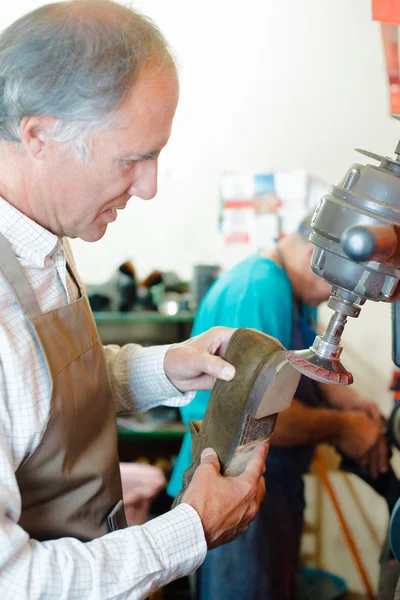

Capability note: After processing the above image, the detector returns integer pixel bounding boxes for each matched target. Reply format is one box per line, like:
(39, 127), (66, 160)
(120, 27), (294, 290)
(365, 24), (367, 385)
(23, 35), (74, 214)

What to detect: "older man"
(0, 2), (268, 598)
(169, 214), (387, 600)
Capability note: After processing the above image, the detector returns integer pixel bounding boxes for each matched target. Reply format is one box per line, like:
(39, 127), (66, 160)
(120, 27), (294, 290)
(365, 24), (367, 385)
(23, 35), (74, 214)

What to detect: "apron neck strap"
(62, 238), (83, 298)
(0, 232), (42, 319)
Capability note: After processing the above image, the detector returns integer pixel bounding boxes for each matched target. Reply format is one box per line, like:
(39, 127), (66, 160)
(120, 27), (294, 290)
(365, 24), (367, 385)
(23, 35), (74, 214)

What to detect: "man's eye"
(122, 160), (136, 169)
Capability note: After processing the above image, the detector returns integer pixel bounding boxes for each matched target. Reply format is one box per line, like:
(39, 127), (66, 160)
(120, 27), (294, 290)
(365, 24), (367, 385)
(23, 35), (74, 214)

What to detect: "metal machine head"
(287, 138), (400, 385)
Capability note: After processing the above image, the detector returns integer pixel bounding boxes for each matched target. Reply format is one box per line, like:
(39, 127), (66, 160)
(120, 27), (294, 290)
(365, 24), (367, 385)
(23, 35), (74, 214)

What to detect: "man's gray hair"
(0, 0), (176, 161)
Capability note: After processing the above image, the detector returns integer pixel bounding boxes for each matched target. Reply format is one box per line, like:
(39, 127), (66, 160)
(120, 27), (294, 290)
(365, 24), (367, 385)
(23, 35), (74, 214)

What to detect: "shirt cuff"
(143, 504), (207, 586)
(131, 345), (194, 411)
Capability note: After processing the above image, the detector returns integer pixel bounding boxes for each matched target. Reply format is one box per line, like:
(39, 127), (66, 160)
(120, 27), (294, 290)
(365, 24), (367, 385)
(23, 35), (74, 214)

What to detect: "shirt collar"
(0, 197), (60, 268)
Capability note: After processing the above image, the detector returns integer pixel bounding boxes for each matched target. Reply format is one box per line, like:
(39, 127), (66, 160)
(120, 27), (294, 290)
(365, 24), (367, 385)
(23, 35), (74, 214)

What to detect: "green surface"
(117, 425), (186, 440)
(94, 310), (195, 323)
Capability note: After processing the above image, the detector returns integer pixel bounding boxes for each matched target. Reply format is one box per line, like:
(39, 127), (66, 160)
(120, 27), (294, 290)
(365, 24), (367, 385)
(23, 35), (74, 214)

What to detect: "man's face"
(301, 244), (332, 307)
(303, 271), (332, 307)
(34, 66), (179, 241)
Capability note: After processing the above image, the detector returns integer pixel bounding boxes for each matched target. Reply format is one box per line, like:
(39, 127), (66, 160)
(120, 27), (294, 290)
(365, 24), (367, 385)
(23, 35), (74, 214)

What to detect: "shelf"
(93, 310), (195, 324)
(93, 310), (195, 345)
(118, 424), (186, 441)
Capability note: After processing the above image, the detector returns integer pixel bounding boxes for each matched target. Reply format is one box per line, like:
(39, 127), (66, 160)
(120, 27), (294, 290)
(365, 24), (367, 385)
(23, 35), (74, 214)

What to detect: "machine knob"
(341, 225), (397, 262)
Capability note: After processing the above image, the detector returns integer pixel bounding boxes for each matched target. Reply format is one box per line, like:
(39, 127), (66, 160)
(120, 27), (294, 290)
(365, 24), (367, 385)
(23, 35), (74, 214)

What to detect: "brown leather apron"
(0, 232), (126, 541)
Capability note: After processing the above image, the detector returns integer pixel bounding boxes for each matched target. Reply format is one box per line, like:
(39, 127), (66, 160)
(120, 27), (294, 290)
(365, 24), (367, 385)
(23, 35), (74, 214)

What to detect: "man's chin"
(75, 224), (108, 242)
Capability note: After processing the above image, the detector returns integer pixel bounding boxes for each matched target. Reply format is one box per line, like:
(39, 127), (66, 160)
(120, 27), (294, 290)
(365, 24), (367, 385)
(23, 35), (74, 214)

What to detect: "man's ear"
(19, 116), (56, 158)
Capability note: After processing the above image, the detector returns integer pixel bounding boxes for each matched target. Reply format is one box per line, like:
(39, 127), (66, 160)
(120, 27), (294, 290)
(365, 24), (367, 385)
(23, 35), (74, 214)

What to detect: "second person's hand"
(335, 411), (381, 463)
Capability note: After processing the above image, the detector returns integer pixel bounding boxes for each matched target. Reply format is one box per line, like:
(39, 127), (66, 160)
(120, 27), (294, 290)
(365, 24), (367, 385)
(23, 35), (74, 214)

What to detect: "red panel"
(224, 233), (249, 244)
(223, 200), (254, 209)
(380, 22), (400, 113)
(390, 86), (400, 113)
(373, 0), (400, 24)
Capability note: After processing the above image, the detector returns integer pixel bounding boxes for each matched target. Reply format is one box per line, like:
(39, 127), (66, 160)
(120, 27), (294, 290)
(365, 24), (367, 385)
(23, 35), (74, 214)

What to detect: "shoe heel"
(223, 414), (276, 476)
(248, 351), (300, 419)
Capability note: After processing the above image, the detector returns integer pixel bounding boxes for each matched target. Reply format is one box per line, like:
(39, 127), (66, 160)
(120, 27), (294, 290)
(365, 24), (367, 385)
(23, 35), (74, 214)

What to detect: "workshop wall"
(2, 1), (396, 284)
(69, 0), (399, 284)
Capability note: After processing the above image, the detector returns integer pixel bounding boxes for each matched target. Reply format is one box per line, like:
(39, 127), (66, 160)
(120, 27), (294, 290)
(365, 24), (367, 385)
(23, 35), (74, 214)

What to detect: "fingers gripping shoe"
(173, 328), (300, 506)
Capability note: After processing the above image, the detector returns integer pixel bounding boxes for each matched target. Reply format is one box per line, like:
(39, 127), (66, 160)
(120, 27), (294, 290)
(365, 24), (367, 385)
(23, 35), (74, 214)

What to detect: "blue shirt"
(167, 255), (317, 497)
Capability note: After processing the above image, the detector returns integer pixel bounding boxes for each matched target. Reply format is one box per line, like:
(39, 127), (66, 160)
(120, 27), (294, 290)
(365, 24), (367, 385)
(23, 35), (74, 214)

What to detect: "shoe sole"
(173, 329), (300, 505)
(222, 349), (300, 476)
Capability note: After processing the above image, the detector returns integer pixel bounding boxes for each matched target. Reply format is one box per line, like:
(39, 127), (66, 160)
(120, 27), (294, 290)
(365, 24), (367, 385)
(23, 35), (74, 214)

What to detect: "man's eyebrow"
(121, 149), (161, 160)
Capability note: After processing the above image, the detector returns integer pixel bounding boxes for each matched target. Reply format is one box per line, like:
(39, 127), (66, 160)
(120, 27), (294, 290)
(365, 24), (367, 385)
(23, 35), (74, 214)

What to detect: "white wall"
(73, 0), (400, 282)
(2, 0), (399, 594)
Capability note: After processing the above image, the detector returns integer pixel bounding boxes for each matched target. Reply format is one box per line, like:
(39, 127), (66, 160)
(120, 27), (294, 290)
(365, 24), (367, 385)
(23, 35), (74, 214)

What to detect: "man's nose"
(128, 160), (158, 200)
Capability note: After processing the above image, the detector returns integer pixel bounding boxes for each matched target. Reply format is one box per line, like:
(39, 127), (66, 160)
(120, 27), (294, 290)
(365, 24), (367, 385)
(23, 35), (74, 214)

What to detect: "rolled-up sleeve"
(103, 343), (194, 414)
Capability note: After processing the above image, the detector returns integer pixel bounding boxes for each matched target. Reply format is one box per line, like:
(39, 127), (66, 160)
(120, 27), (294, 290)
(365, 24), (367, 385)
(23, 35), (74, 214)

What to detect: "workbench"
(94, 310), (195, 345)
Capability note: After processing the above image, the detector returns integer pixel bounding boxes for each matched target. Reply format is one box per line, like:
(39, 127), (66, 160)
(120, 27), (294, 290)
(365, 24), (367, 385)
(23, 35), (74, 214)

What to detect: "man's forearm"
(318, 382), (361, 410)
(103, 343), (190, 413)
(319, 382), (383, 426)
(272, 398), (345, 447)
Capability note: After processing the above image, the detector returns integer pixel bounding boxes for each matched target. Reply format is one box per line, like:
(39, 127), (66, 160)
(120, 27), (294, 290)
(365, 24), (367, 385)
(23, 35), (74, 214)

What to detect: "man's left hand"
(352, 397), (389, 478)
(351, 397), (382, 422)
(164, 326), (237, 392)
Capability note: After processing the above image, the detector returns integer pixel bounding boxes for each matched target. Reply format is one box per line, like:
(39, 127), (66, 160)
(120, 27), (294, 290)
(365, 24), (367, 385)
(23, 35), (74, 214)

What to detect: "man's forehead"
(103, 66), (178, 159)
(115, 110), (175, 157)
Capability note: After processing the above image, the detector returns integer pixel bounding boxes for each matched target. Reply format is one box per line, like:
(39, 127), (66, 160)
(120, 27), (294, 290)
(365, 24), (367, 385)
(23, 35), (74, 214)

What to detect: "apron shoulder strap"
(62, 238), (84, 298)
(0, 232), (42, 319)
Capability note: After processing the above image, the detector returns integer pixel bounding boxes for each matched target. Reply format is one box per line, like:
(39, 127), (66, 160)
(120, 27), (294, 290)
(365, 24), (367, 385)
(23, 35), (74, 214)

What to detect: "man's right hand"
(181, 441), (268, 549)
(335, 411), (381, 464)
